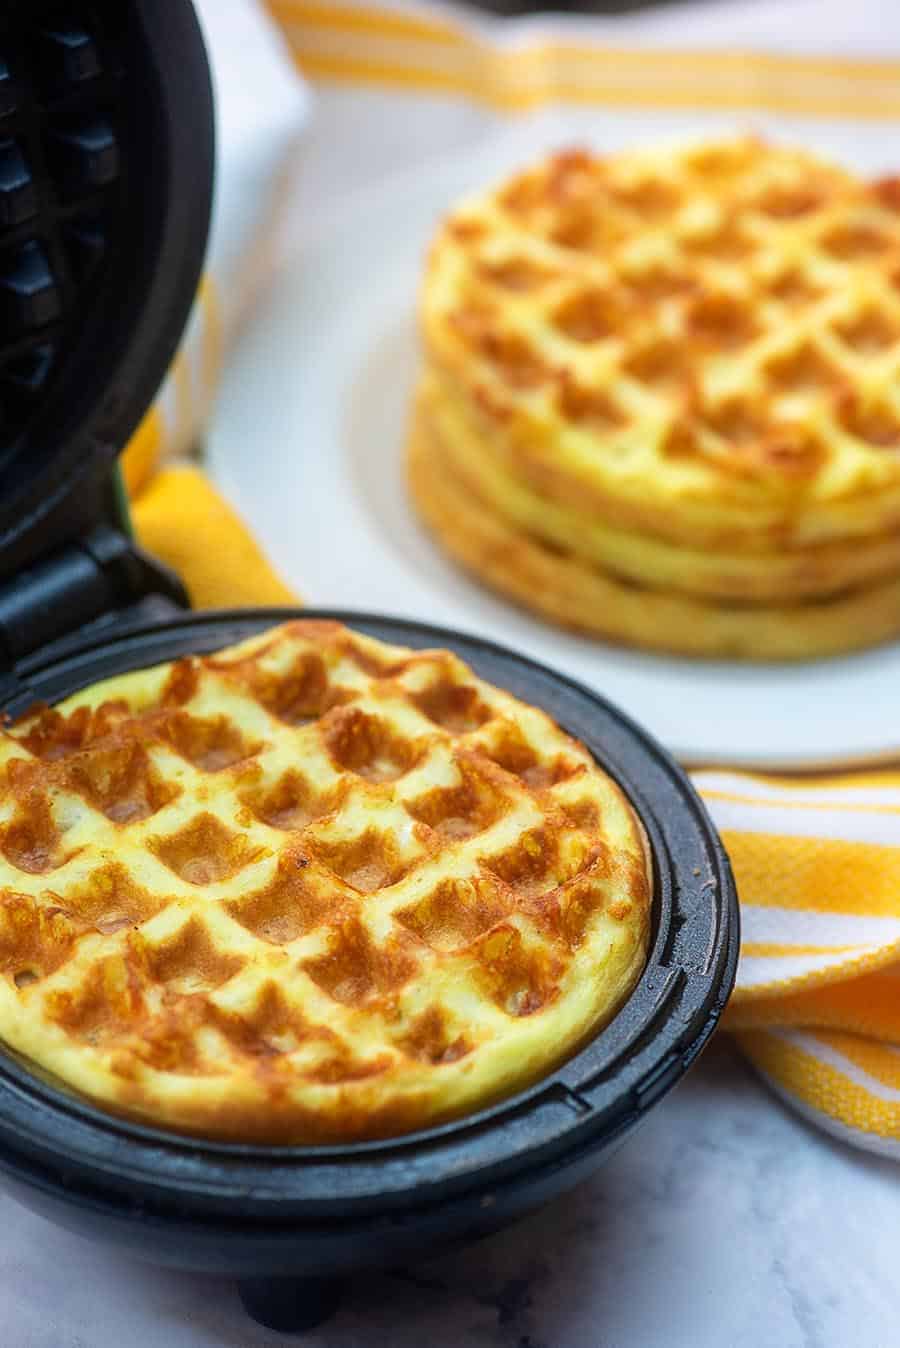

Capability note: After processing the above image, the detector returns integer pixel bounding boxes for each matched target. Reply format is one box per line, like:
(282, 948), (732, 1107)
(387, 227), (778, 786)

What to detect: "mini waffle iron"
(0, 1), (739, 1334)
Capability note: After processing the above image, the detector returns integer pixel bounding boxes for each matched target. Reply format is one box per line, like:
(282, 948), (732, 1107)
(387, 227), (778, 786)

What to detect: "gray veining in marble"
(2, 1039), (899, 1347)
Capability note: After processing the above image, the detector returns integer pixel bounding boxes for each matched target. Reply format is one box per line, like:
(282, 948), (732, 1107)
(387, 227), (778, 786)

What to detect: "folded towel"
(131, 464), (298, 609)
(702, 770), (900, 1158)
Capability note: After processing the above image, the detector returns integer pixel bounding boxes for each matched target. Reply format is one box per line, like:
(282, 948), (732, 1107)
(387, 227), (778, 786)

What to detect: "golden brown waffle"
(0, 621), (650, 1143)
(413, 137), (900, 657)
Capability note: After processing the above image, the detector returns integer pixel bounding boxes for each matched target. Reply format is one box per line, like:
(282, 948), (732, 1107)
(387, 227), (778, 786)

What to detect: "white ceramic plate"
(207, 114), (900, 768)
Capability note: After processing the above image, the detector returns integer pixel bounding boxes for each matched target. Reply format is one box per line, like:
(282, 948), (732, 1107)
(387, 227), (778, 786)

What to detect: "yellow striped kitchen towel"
(693, 770), (900, 1157)
(266, 0), (900, 121)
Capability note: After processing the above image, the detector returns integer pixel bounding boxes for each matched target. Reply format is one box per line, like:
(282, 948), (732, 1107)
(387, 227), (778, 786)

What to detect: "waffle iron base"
(0, 609), (739, 1333)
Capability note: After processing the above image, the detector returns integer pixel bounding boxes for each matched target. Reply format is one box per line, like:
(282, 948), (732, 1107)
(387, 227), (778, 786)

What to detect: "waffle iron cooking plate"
(0, 3), (739, 1334)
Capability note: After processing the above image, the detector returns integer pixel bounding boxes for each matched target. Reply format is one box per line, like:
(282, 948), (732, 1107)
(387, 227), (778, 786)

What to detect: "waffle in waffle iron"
(0, 620), (650, 1143)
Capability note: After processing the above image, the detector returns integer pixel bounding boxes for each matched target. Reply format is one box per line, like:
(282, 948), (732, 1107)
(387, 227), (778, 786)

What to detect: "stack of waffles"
(410, 138), (900, 659)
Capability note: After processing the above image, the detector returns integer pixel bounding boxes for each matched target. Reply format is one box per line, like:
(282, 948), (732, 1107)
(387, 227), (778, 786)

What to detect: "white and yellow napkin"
(697, 769), (900, 1158)
(121, 0), (308, 603)
(128, 0), (900, 1158)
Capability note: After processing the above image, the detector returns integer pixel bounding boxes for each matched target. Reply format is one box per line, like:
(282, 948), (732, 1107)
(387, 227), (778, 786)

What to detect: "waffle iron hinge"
(0, 522), (188, 695)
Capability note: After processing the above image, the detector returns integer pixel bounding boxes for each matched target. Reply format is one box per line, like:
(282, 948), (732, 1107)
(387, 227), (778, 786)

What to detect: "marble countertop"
(3, 1037), (898, 1348)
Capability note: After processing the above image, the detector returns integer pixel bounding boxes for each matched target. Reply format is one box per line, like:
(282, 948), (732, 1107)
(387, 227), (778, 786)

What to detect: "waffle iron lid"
(0, 0), (214, 583)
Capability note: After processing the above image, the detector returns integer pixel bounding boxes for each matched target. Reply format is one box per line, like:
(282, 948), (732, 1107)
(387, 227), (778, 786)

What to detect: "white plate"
(207, 114), (900, 768)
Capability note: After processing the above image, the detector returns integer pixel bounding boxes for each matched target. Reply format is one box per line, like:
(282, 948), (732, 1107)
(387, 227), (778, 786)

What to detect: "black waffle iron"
(0, 1), (739, 1335)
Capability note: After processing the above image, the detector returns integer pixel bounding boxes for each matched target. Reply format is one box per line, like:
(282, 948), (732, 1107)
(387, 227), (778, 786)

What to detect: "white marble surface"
(3, 1039), (898, 1347)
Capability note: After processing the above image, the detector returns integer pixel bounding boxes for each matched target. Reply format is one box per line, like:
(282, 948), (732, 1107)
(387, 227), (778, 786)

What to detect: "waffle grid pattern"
(0, 4), (123, 463)
(0, 621), (649, 1142)
(427, 140), (900, 507)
